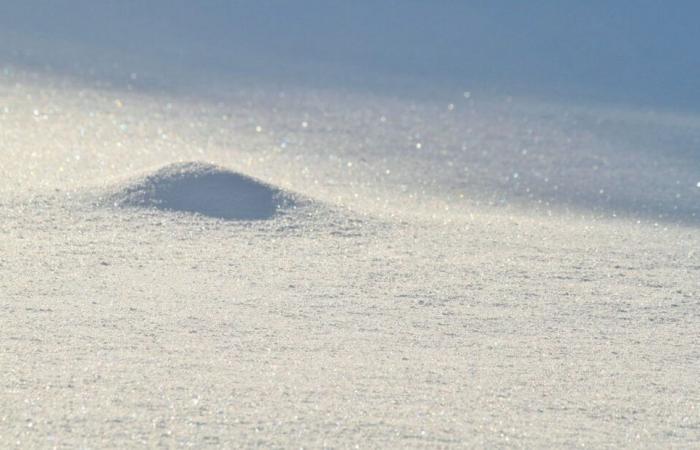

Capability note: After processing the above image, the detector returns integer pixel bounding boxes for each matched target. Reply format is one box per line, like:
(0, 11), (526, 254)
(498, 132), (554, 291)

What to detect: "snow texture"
(106, 162), (297, 220)
(1, 2), (699, 449)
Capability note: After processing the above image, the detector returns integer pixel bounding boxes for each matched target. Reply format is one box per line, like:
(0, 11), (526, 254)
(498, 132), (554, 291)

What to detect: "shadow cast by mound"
(110, 162), (294, 220)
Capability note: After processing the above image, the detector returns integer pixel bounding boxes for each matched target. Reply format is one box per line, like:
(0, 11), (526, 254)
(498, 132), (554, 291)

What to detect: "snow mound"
(106, 162), (296, 220)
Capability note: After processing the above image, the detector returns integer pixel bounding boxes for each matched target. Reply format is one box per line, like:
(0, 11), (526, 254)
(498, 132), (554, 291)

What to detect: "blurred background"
(1, 0), (699, 110)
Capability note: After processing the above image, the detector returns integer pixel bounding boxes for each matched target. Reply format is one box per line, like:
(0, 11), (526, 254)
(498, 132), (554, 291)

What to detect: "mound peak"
(107, 162), (295, 220)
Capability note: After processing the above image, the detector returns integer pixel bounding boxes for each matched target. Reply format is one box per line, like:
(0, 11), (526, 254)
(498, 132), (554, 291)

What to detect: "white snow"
(1, 2), (700, 448)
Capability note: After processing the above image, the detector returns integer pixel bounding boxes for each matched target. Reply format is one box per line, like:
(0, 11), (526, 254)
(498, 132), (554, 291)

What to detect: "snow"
(103, 162), (299, 221)
(1, 2), (700, 448)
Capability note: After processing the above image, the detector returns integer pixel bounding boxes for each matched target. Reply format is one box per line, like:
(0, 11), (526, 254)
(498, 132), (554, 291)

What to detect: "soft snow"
(103, 161), (298, 221)
(1, 2), (699, 448)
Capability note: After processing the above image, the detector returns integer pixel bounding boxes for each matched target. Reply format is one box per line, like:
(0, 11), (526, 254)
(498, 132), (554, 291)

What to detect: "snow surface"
(1, 2), (700, 448)
(103, 161), (299, 221)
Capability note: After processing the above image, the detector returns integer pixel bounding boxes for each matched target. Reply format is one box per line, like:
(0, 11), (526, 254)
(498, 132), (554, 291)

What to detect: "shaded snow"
(104, 161), (297, 220)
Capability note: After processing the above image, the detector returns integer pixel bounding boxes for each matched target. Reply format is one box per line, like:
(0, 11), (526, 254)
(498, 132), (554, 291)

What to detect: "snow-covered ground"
(1, 3), (699, 448)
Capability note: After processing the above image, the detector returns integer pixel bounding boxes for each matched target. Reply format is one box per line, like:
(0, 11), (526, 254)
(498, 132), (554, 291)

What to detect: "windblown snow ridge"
(104, 161), (298, 220)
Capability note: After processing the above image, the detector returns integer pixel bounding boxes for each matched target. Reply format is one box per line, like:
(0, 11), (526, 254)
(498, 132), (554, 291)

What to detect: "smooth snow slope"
(1, 2), (700, 448)
(2, 62), (699, 450)
(2, 0), (700, 109)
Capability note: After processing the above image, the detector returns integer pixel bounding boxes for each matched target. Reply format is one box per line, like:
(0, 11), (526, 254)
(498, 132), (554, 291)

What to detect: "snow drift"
(105, 161), (296, 220)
